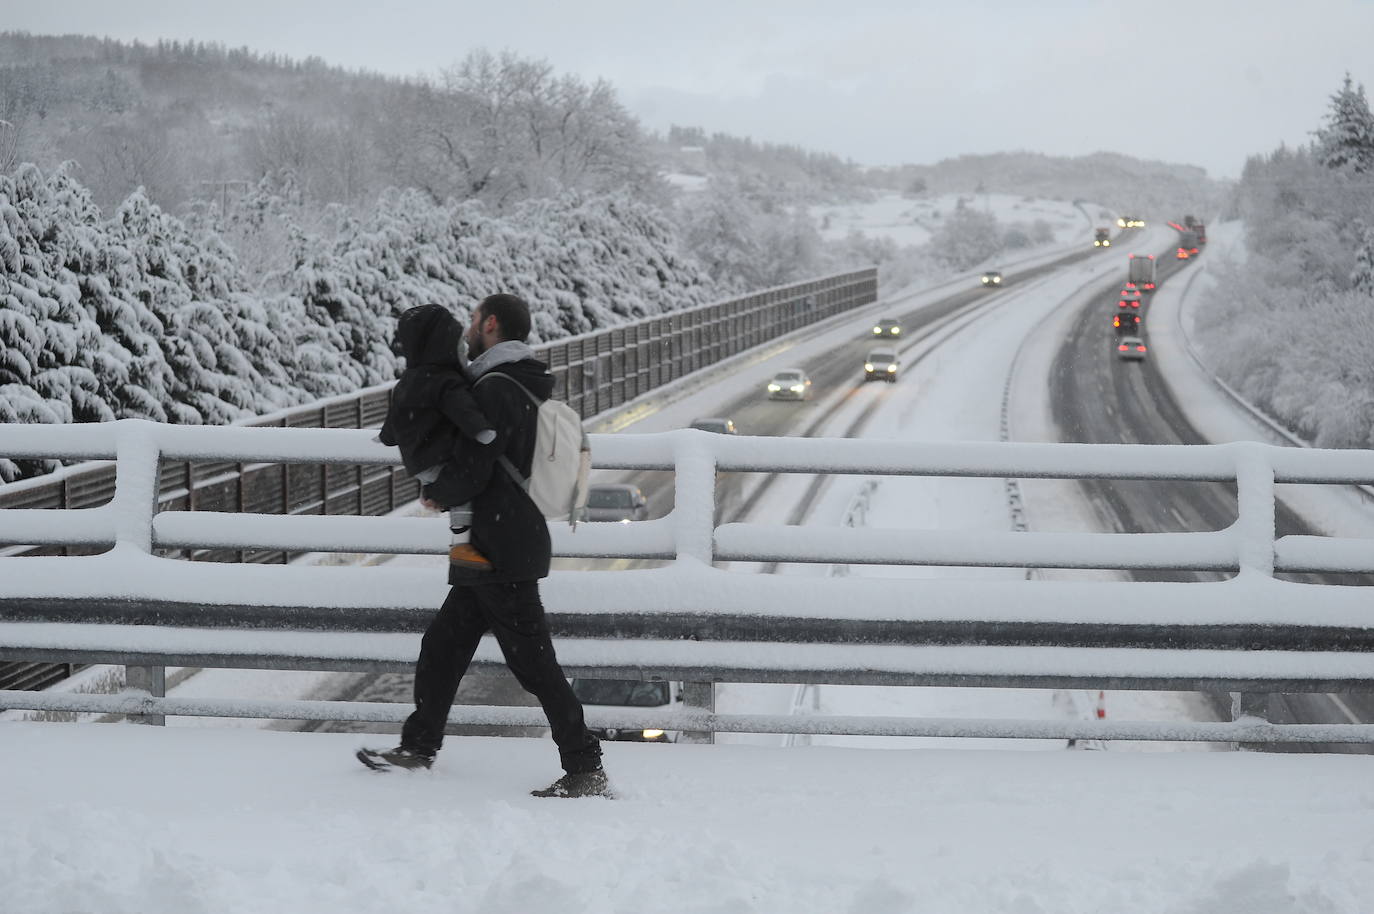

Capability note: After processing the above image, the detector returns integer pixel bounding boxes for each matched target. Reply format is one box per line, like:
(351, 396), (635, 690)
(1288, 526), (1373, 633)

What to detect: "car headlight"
(993, 277), (1001, 284)
(790, 384), (805, 393)
(889, 327), (900, 335)
(767, 383), (780, 392)
(865, 363), (874, 371)
(887, 364), (896, 372)
(873, 327), (881, 334)
(642, 729), (665, 740)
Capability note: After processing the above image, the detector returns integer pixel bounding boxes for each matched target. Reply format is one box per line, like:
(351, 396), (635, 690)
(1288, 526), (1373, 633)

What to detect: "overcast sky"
(7, 0), (1374, 179)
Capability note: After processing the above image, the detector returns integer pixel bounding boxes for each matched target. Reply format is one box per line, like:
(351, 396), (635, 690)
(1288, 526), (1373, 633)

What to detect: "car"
(689, 417), (737, 434)
(1112, 313), (1141, 334)
(1116, 216), (1146, 228)
(1093, 228), (1111, 247)
(583, 483), (647, 523)
(980, 270), (1003, 287)
(872, 318), (902, 337)
(570, 678), (681, 742)
(767, 368), (812, 400)
(1116, 336), (1148, 361)
(1118, 288), (1142, 309)
(863, 348), (899, 382)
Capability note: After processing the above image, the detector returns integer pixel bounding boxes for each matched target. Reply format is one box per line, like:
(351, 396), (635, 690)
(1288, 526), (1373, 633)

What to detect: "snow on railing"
(6, 419), (1374, 742)
(5, 418), (1374, 574)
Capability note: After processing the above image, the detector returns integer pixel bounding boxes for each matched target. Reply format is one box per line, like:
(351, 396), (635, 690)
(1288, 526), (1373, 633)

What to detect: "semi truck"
(1177, 231), (1200, 260)
(1127, 253), (1157, 290)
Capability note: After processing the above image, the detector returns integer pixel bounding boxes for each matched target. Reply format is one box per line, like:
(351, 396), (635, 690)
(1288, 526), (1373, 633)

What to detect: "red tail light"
(1137, 345), (1147, 351)
(1118, 344), (1128, 351)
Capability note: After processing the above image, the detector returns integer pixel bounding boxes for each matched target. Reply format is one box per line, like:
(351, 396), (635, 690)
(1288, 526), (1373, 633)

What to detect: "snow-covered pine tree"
(1314, 73), (1374, 174)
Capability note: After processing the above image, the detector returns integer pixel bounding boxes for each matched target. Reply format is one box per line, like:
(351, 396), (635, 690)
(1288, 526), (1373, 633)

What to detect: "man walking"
(358, 293), (607, 799)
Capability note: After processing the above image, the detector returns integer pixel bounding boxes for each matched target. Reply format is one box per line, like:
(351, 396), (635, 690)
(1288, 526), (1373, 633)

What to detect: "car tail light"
(1137, 345), (1147, 351)
(1118, 344), (1128, 351)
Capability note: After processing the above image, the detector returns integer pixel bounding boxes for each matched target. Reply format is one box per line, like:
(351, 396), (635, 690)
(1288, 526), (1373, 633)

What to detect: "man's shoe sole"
(355, 748), (432, 772)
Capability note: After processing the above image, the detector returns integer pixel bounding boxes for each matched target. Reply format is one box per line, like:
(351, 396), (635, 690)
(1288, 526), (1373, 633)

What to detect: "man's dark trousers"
(400, 581), (602, 773)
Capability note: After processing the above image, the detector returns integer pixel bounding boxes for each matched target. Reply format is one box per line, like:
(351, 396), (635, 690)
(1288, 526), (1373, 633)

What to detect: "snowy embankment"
(1150, 219), (1374, 542)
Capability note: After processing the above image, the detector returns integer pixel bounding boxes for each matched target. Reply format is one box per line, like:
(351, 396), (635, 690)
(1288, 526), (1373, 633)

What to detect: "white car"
(767, 369), (812, 401)
(570, 678), (682, 742)
(1116, 336), (1148, 361)
(863, 349), (899, 383)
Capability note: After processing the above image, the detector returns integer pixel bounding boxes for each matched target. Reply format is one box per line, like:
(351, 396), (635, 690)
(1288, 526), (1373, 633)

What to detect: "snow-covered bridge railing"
(3, 419), (1374, 745)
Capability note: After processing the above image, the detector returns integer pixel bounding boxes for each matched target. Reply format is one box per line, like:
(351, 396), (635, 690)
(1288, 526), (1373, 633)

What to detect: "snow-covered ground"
(5, 721), (1370, 914)
(6, 215), (1374, 912)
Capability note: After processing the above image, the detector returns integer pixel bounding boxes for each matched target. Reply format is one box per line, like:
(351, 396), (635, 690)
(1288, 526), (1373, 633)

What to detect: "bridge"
(4, 236), (1374, 910)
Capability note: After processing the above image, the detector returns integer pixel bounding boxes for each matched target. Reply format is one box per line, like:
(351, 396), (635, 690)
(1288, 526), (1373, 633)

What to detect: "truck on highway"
(1094, 228), (1111, 247)
(1127, 253), (1156, 290)
(1177, 231), (1200, 260)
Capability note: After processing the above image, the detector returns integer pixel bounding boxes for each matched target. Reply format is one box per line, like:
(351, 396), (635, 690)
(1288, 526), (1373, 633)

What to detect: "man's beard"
(466, 334), (485, 360)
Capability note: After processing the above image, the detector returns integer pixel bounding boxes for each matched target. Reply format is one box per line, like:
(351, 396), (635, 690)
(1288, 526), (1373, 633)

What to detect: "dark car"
(570, 678), (681, 742)
(1113, 313), (1141, 334)
(864, 348), (899, 383)
(583, 483), (647, 523)
(689, 417), (737, 434)
(872, 318), (902, 338)
(980, 270), (1003, 287)
(1093, 228), (1111, 247)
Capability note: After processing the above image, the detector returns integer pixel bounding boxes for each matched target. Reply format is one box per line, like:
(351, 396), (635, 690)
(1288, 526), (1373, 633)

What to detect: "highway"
(1047, 236), (1374, 751)
(316, 237), (1123, 740)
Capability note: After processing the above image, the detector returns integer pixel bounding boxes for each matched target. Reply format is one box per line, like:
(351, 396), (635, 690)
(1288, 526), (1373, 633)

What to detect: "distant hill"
(0, 32), (664, 215)
(865, 150), (1226, 219)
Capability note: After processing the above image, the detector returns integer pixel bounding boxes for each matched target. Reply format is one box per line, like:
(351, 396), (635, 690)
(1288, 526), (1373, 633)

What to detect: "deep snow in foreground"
(3, 723), (1370, 914)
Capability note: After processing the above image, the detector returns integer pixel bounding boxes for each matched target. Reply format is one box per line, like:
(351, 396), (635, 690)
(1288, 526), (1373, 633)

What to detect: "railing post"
(110, 421), (161, 554)
(671, 433), (718, 566)
(680, 680), (715, 744)
(672, 432), (719, 741)
(110, 422), (167, 724)
(1233, 444), (1276, 578)
(1230, 690), (1270, 752)
(124, 665), (166, 726)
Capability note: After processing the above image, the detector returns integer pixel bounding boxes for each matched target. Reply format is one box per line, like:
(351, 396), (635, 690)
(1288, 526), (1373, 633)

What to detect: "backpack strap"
(473, 371), (537, 489)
